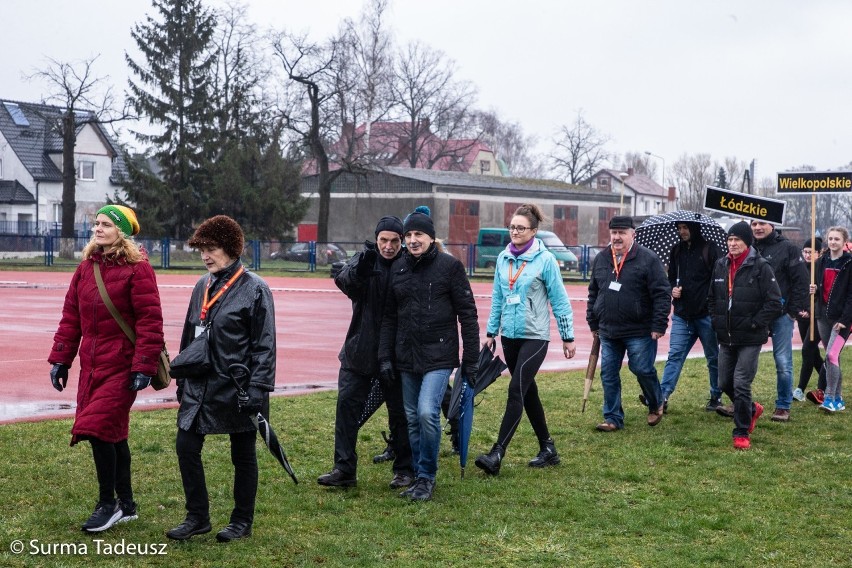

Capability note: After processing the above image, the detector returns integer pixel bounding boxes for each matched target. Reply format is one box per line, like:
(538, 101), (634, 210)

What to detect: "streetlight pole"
(644, 150), (665, 189)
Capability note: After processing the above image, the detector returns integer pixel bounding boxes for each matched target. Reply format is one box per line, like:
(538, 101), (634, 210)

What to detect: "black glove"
(129, 372), (152, 391)
(356, 249), (377, 277)
(241, 386), (264, 414)
(378, 360), (395, 385)
(50, 364), (69, 392)
(463, 364), (478, 386)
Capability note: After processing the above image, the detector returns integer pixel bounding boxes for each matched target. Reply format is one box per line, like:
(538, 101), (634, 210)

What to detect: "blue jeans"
(599, 335), (662, 428)
(660, 315), (720, 401)
(401, 369), (451, 481)
(769, 315), (794, 410)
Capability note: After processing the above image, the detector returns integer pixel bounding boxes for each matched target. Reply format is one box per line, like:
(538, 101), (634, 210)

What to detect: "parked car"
(476, 228), (578, 270)
(272, 242), (349, 264)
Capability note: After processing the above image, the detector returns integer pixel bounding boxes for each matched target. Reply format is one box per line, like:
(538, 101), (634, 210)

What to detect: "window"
(479, 160), (491, 172)
(52, 203), (62, 223)
(77, 161), (95, 180)
(0, 158), (3, 178)
(598, 177), (609, 189)
(644, 201), (650, 214)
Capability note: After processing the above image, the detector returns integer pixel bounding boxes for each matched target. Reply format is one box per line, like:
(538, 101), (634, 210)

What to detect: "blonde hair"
(82, 233), (143, 263)
(827, 226), (850, 243)
(513, 203), (548, 229)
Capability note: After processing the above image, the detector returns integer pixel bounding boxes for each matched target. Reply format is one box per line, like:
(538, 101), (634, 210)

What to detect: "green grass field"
(1, 354), (849, 567)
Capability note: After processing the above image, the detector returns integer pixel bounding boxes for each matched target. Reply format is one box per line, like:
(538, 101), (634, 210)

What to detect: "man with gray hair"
(587, 215), (671, 432)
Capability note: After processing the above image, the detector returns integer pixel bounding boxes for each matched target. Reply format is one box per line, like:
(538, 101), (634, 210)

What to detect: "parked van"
(476, 228), (578, 270)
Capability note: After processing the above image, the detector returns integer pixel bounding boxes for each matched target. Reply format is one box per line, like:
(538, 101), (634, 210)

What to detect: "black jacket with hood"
(378, 244), (479, 376)
(708, 247), (783, 346)
(753, 229), (809, 318)
(335, 241), (399, 376)
(813, 250), (852, 327)
(668, 223), (723, 319)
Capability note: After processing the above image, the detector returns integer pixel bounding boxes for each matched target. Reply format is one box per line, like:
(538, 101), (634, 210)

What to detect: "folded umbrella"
(582, 334), (601, 413)
(473, 344), (508, 397)
(228, 363), (298, 484)
(357, 376), (385, 428)
(447, 368), (475, 478)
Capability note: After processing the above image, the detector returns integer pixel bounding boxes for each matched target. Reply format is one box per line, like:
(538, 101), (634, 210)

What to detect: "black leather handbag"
(169, 327), (212, 379)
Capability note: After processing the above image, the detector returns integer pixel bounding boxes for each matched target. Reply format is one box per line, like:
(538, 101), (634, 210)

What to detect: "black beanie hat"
(804, 237), (823, 251)
(727, 221), (753, 248)
(609, 215), (635, 229)
(375, 215), (403, 237)
(188, 215), (245, 259)
(403, 212), (435, 239)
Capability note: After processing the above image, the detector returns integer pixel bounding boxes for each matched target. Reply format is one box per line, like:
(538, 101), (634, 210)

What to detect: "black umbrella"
(357, 377), (385, 428)
(228, 364), (298, 484)
(635, 210), (728, 266)
(446, 344), (507, 422)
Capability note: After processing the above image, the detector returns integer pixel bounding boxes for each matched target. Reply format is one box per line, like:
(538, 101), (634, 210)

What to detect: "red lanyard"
(508, 260), (527, 291)
(610, 247), (628, 281)
(200, 266), (245, 322)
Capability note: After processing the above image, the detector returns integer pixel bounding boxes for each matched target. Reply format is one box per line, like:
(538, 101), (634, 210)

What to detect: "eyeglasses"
(507, 225), (532, 234)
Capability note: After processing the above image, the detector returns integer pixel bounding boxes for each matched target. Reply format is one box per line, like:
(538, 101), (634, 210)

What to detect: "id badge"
(506, 294), (521, 305)
(195, 325), (207, 338)
(608, 281), (622, 292)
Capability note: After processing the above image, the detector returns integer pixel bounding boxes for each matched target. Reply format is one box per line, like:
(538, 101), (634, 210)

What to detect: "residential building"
(0, 99), (128, 234)
(585, 168), (676, 217)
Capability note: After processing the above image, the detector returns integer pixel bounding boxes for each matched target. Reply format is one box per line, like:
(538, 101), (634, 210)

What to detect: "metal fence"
(0, 235), (603, 280)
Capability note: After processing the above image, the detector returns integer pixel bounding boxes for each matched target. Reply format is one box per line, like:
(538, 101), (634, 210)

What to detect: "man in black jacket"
(587, 215), (671, 431)
(660, 221), (724, 410)
(317, 216), (413, 489)
(709, 222), (782, 449)
(750, 220), (809, 422)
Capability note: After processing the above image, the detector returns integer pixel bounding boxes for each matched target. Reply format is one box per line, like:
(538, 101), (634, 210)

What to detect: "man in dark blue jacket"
(317, 216), (413, 489)
(660, 221), (724, 410)
(587, 215), (671, 431)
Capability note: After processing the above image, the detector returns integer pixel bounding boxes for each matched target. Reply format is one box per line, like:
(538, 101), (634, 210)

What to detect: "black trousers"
(718, 343), (761, 437)
(797, 317), (826, 391)
(176, 428), (257, 525)
(334, 367), (412, 476)
(496, 338), (551, 450)
(90, 438), (132, 505)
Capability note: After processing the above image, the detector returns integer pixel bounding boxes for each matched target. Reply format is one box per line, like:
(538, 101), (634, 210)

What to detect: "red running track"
(0, 270), (794, 424)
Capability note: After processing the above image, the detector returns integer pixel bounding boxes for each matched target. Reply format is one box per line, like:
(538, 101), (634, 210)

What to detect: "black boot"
(373, 432), (395, 464)
(474, 444), (505, 476)
(528, 438), (560, 468)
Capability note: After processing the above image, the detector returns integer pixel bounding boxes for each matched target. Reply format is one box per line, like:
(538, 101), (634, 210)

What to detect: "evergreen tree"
(125, 0), (218, 239)
(716, 167), (728, 189)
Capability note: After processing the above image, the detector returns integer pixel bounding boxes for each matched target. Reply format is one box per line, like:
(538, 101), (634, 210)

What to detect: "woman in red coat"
(49, 205), (164, 534)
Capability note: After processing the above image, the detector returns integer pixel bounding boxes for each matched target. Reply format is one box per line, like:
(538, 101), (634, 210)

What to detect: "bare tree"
(388, 41), (480, 169)
(549, 110), (611, 183)
(271, 0), (394, 242)
(271, 31), (344, 244)
(669, 153), (714, 211)
(474, 109), (543, 178)
(617, 151), (656, 179)
(29, 56), (124, 258)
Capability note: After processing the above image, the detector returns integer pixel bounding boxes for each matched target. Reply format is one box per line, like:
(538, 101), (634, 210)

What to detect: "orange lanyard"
(610, 247), (628, 282)
(200, 266), (245, 322)
(508, 260), (527, 292)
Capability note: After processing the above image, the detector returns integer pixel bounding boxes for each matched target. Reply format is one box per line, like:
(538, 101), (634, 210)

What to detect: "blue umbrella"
(447, 368), (474, 478)
(446, 345), (508, 478)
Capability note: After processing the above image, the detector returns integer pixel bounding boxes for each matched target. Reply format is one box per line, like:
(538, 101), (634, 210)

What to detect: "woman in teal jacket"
(475, 204), (576, 476)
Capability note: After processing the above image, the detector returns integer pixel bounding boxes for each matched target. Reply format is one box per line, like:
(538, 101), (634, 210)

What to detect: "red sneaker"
(733, 436), (751, 450)
(806, 389), (824, 405)
(748, 402), (764, 434)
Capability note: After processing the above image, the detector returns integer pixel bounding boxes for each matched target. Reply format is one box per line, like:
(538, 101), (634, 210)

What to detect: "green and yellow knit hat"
(96, 205), (140, 237)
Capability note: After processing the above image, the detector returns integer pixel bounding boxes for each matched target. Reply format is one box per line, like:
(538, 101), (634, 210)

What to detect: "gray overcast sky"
(4, 0), (852, 184)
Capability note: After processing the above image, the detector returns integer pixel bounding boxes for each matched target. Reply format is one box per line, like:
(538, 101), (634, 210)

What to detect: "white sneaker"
(792, 388), (805, 402)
